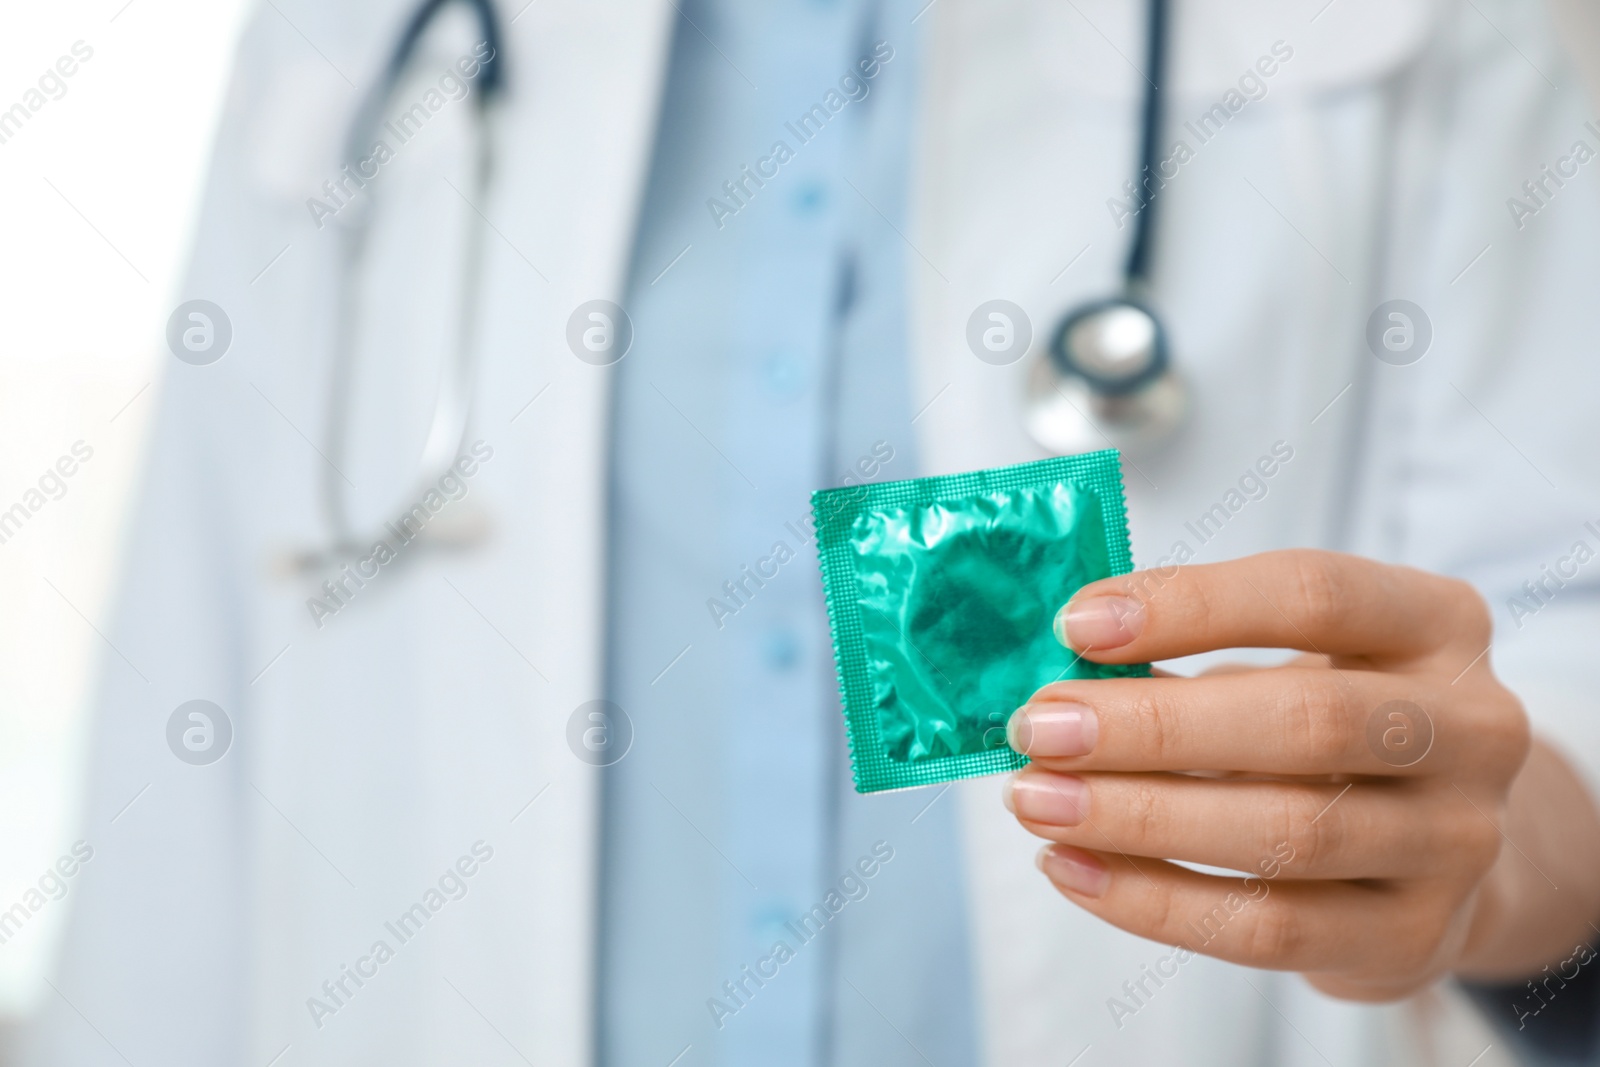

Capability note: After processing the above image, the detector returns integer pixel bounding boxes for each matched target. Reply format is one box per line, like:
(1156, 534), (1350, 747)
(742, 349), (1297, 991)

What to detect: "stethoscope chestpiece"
(1024, 296), (1188, 456)
(1050, 296), (1167, 394)
(1022, 0), (1187, 458)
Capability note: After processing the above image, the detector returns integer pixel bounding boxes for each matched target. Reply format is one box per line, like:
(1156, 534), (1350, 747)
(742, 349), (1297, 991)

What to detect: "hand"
(1002, 549), (1533, 1001)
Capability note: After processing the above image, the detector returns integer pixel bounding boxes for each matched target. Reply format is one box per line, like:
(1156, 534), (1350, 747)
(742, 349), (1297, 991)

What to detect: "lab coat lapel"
(238, 1), (681, 1062)
(906, 1), (1443, 1064)
(29, 2), (674, 1066)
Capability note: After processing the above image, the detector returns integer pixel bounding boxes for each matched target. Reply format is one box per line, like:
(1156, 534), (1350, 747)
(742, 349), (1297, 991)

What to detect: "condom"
(813, 450), (1147, 793)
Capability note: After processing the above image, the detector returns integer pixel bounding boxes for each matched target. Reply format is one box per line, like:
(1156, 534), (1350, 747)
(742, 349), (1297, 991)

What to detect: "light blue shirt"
(599, 2), (981, 1065)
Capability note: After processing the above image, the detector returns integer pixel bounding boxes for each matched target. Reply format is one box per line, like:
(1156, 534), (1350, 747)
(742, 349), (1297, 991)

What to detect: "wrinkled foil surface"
(851, 482), (1132, 762)
(815, 449), (1143, 792)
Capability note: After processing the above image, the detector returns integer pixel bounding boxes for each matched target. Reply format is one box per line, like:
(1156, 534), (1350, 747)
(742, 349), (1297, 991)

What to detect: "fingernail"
(1055, 595), (1145, 650)
(1006, 775), (1088, 825)
(1036, 845), (1110, 898)
(1007, 702), (1098, 757)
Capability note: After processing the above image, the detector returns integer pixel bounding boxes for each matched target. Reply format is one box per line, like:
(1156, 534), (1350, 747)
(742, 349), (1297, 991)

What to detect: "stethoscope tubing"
(1124, 0), (1169, 287)
(318, 0), (504, 555)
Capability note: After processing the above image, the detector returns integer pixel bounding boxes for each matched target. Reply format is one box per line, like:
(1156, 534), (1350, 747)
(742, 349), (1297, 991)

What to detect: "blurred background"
(0, 0), (253, 1042)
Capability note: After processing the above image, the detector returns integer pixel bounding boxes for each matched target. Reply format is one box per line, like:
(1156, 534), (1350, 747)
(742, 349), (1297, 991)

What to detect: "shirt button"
(762, 349), (805, 398)
(791, 180), (828, 215)
(762, 629), (800, 671)
(752, 901), (790, 939)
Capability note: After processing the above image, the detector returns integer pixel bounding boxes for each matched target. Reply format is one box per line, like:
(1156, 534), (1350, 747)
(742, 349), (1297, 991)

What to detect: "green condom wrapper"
(813, 450), (1148, 793)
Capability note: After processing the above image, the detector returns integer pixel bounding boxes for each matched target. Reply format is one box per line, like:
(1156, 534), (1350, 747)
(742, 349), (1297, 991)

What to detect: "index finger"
(1057, 550), (1488, 665)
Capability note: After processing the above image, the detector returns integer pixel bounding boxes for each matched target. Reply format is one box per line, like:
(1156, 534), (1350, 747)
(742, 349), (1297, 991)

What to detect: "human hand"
(1002, 550), (1531, 1000)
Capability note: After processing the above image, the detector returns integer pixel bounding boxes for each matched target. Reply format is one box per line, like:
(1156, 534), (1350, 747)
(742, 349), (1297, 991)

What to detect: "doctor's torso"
(27, 2), (1600, 1066)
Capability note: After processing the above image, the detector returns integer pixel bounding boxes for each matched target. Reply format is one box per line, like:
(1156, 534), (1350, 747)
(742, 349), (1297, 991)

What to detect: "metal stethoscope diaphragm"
(1024, 0), (1189, 456)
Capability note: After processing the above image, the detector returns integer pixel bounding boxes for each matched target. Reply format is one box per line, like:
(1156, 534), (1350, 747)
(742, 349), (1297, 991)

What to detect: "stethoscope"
(1024, 0), (1189, 456)
(291, 0), (1178, 581)
(289, 0), (505, 575)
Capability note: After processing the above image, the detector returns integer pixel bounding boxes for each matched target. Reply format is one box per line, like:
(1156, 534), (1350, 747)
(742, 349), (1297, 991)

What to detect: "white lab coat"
(28, 0), (1600, 1064)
